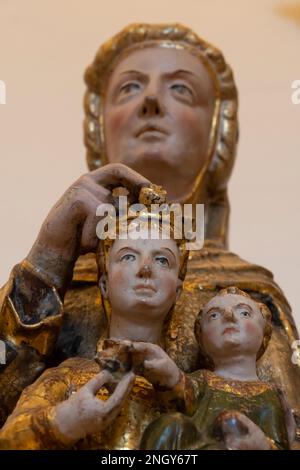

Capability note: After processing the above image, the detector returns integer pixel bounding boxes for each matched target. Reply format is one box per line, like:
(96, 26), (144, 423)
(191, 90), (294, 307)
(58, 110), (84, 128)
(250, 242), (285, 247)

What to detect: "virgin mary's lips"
(134, 284), (156, 293)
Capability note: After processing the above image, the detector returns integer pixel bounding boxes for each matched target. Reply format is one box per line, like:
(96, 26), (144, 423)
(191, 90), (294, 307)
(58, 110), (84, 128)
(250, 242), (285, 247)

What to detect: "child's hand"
(214, 410), (273, 450)
(130, 342), (181, 389)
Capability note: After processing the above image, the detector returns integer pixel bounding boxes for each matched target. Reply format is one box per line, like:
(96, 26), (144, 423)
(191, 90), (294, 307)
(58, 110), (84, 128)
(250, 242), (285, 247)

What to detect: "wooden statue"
(0, 24), (299, 447)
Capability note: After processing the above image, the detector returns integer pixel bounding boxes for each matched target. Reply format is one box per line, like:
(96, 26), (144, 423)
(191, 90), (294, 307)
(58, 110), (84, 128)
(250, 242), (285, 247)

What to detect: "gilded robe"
(0, 241), (299, 445)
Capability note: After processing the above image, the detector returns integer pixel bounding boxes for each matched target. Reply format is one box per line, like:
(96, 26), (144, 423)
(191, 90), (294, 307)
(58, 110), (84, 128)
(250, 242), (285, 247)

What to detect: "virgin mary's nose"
(137, 261), (152, 278)
(138, 95), (165, 118)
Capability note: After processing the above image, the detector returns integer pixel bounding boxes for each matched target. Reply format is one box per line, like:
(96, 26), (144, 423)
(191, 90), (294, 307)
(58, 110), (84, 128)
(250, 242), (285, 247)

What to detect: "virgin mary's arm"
(0, 360), (74, 450)
(0, 260), (64, 426)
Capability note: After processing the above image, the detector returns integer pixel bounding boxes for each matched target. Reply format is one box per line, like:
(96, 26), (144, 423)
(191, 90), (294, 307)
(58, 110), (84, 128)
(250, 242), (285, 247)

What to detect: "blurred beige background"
(0, 0), (299, 328)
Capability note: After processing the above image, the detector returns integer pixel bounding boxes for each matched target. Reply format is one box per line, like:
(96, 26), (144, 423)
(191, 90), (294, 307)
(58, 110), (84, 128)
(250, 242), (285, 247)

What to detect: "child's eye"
(121, 253), (136, 262)
(209, 311), (220, 320)
(155, 256), (169, 267)
(240, 310), (250, 318)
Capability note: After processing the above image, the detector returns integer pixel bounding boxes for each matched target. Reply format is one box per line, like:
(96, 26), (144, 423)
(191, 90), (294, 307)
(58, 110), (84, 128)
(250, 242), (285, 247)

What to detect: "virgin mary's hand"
(130, 341), (181, 390)
(52, 370), (135, 445)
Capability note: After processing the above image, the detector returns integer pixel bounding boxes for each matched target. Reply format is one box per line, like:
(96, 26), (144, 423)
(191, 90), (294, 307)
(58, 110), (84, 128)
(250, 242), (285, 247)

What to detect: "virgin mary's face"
(102, 227), (182, 323)
(104, 46), (216, 202)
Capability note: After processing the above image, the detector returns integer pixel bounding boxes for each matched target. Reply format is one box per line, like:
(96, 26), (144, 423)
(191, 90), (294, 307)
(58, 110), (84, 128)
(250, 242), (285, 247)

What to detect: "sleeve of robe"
(0, 260), (63, 426)
(155, 370), (207, 416)
(0, 359), (79, 450)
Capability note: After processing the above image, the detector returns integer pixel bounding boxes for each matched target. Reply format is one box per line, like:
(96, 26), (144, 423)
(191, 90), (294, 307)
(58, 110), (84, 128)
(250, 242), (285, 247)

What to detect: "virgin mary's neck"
(109, 311), (164, 344)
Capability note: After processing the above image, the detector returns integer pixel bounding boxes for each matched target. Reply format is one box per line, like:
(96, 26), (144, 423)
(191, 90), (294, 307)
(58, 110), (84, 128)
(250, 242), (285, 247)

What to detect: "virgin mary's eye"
(155, 256), (169, 267)
(120, 253), (136, 262)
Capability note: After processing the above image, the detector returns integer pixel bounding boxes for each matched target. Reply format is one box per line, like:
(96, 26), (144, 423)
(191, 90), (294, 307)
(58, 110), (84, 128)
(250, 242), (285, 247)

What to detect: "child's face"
(200, 294), (266, 361)
(102, 227), (182, 321)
